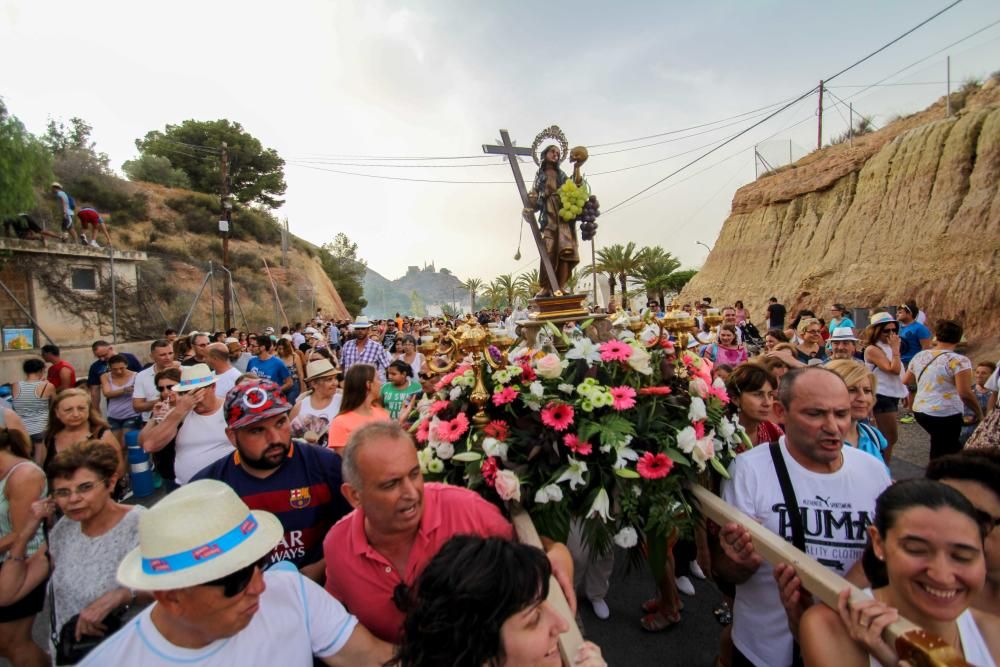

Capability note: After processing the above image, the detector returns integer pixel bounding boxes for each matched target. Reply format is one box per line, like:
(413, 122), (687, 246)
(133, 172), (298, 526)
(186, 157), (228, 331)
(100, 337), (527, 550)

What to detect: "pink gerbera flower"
(433, 412), (469, 443)
(492, 386), (519, 406)
(599, 339), (633, 363)
(562, 433), (593, 455)
(693, 419), (706, 439)
(428, 400), (451, 416)
(540, 402), (575, 431)
(415, 418), (431, 443)
(480, 456), (498, 486)
(709, 385), (731, 405)
(637, 452), (674, 479)
(609, 386), (637, 411)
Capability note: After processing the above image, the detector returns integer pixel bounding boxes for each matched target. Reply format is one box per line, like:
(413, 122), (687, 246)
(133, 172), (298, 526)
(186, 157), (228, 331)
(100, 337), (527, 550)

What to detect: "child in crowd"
(961, 360), (996, 445)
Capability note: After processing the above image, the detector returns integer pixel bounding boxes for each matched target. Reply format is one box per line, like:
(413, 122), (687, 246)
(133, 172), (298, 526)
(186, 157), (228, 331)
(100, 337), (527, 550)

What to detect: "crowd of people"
(0, 296), (992, 666)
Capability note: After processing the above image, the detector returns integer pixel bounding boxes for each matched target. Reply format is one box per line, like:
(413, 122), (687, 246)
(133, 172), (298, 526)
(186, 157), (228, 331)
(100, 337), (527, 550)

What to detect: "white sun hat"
(349, 315), (371, 330)
(172, 363), (217, 393)
(117, 479), (282, 591)
(829, 326), (859, 342)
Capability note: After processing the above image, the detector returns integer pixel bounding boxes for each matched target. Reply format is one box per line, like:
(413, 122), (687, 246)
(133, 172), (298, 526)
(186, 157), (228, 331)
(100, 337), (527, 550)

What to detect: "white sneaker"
(675, 576), (695, 596)
(689, 560), (706, 580)
(89, 239), (101, 248)
(589, 597), (610, 620)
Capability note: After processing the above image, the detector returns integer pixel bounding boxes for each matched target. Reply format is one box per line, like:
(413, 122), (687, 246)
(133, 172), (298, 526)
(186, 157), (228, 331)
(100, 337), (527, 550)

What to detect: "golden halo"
(531, 125), (569, 166)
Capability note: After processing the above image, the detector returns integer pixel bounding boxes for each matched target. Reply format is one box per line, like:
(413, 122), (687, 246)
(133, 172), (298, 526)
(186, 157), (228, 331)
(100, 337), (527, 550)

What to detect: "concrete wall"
(0, 340), (155, 385)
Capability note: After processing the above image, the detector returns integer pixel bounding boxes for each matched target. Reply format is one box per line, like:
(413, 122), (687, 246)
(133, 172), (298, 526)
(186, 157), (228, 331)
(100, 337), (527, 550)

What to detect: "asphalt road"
(7, 423), (933, 667)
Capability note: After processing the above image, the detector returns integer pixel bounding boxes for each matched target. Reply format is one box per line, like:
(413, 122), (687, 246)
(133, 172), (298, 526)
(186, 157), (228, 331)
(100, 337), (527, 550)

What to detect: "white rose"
(449, 386), (463, 401)
(676, 425), (698, 454)
(435, 441), (455, 460)
(494, 470), (521, 501)
(535, 353), (563, 379)
(688, 396), (707, 422)
(558, 383), (576, 395)
(613, 526), (639, 548)
(529, 381), (545, 398)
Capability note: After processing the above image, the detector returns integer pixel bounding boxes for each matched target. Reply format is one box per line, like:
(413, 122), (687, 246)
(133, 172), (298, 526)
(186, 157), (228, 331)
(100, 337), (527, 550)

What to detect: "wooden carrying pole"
(687, 485), (970, 667)
(510, 504), (585, 666)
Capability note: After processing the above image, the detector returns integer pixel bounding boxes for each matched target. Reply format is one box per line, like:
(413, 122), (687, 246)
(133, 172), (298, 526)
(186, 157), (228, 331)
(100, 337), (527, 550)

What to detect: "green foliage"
(460, 277), (483, 313)
(122, 154), (191, 188)
(662, 269), (697, 293)
(231, 206), (282, 245)
(165, 193), (220, 234)
(135, 119), (286, 207)
(319, 232), (367, 315)
(42, 117), (110, 173)
(828, 115), (875, 146)
(0, 100), (52, 217)
(70, 175), (149, 223)
(635, 246), (682, 306)
(409, 290), (427, 317)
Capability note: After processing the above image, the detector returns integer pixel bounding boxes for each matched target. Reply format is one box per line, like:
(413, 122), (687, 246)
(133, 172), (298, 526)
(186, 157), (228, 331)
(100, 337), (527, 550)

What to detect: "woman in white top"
(903, 319), (983, 461)
(138, 364), (233, 485)
(863, 312), (907, 463)
(394, 336), (425, 381)
(288, 359), (342, 447)
(799, 479), (1000, 666)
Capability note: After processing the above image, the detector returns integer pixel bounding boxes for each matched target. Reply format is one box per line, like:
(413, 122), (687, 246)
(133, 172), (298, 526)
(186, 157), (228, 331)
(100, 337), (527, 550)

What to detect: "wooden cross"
(483, 129), (560, 294)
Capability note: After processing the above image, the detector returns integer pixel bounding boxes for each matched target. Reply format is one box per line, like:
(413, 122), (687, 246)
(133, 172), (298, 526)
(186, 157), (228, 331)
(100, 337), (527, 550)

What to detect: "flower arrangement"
(413, 321), (750, 554)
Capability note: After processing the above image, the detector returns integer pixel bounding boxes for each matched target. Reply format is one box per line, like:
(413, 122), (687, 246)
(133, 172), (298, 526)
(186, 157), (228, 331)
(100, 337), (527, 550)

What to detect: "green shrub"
(165, 193), (221, 234)
(122, 154), (191, 189)
(231, 206), (282, 245)
(68, 174), (149, 223)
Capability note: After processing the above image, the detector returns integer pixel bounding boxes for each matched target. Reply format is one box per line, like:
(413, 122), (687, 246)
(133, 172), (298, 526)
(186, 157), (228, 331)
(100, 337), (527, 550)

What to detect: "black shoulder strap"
(769, 441), (806, 551)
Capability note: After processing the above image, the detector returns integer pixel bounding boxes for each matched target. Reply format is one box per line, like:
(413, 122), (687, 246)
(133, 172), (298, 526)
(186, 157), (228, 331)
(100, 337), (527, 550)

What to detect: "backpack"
(65, 193), (76, 211)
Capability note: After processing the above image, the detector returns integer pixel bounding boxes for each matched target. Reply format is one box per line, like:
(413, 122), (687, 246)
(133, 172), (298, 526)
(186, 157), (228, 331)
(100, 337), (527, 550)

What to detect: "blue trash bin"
(125, 431), (154, 498)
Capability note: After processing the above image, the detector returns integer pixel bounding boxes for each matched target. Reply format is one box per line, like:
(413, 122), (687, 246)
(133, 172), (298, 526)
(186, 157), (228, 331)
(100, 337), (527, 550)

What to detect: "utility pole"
(817, 80), (824, 150)
(946, 56), (952, 117)
(220, 142), (233, 331)
(849, 103), (854, 146)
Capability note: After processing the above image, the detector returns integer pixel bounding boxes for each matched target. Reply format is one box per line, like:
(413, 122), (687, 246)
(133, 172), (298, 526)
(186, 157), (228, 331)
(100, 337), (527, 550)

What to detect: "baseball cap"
(223, 379), (291, 430)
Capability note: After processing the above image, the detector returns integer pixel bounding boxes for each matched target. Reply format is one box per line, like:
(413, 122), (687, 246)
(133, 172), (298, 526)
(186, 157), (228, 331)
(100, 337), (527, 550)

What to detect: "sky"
(2, 0), (999, 283)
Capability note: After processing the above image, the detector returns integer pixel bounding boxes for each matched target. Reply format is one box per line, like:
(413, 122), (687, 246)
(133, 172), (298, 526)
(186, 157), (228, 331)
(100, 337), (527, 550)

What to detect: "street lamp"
(695, 241), (712, 253)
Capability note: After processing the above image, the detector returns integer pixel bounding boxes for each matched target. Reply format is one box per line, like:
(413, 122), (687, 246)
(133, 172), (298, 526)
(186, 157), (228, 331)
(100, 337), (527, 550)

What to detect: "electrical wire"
(600, 0), (966, 215)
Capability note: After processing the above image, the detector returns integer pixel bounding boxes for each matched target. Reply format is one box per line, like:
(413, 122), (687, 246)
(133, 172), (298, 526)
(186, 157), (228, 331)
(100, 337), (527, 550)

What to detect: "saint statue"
(525, 143), (585, 296)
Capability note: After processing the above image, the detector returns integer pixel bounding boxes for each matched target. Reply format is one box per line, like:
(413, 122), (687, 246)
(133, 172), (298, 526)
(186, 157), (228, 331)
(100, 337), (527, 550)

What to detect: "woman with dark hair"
(763, 328), (789, 353)
(391, 535), (604, 667)
(785, 309), (816, 343)
(10, 358), (55, 462)
(395, 335), (425, 380)
(927, 449), (1000, 615)
(703, 324), (748, 367)
(275, 338), (305, 405)
(798, 479), (1000, 666)
(726, 364), (782, 449)
(734, 300), (749, 325)
(828, 303), (854, 332)
(380, 361), (421, 421)
(326, 364), (390, 451)
(0, 427), (48, 665)
(903, 319), (983, 460)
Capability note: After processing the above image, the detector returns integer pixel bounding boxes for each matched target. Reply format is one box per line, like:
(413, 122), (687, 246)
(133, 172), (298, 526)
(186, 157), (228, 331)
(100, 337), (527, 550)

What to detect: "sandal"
(640, 610), (681, 632)
(642, 598), (685, 614)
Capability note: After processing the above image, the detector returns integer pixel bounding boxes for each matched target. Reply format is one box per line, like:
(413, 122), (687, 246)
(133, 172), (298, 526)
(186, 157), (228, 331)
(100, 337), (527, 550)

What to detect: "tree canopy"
(320, 232), (368, 315)
(0, 100), (51, 217)
(135, 119), (287, 208)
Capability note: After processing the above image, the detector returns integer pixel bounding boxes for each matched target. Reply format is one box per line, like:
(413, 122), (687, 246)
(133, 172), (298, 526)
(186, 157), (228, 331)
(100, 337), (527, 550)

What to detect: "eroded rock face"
(682, 84), (1000, 343)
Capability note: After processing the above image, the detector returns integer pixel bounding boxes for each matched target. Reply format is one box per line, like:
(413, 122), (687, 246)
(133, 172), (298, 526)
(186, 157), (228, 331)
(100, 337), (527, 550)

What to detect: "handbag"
(965, 408), (1000, 451)
(50, 592), (127, 665)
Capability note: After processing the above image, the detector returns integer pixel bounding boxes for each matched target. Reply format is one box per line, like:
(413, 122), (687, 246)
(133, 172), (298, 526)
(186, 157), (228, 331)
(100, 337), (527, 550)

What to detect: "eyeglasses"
(806, 329), (822, 335)
(976, 510), (1000, 535)
(52, 478), (106, 499)
(202, 556), (269, 598)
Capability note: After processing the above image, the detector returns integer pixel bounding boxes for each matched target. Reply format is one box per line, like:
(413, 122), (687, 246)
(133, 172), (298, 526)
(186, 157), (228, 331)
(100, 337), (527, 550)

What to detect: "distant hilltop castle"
(405, 261), (451, 276)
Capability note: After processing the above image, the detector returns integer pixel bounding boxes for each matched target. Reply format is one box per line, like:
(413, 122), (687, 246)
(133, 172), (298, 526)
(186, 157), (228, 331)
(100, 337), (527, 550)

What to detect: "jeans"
(914, 412), (964, 460)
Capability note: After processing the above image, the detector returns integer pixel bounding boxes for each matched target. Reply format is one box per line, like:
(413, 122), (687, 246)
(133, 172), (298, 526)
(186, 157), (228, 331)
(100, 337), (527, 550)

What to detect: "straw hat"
(305, 359), (338, 382)
(117, 480), (282, 591)
(172, 363), (217, 393)
(829, 326), (859, 342)
(868, 312), (897, 328)
(349, 315), (371, 330)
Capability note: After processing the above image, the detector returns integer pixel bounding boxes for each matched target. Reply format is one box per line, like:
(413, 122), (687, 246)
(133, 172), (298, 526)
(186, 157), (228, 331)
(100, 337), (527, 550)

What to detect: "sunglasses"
(156, 384), (177, 391)
(882, 328), (898, 334)
(202, 556), (269, 598)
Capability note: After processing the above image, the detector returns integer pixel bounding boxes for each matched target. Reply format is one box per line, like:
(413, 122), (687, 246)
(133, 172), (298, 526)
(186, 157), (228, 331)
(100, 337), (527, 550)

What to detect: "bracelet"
(8, 555), (27, 562)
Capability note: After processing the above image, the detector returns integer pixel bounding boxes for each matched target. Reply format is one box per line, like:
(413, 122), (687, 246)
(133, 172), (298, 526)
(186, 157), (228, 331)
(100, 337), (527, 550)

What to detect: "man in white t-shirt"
(81, 479), (390, 666)
(132, 339), (178, 422)
(206, 343), (242, 398)
(716, 367), (891, 667)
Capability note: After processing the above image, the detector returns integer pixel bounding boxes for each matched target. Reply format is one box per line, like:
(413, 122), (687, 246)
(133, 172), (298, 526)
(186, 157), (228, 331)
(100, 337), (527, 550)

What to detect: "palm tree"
(483, 282), (505, 309)
(493, 273), (521, 309)
(461, 278), (483, 314)
(564, 269), (582, 294)
(614, 241), (643, 299)
(515, 269), (540, 298)
(635, 246), (681, 307)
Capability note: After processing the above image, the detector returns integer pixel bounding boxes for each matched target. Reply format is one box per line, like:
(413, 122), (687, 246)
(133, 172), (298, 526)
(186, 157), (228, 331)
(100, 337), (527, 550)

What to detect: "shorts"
(873, 394), (899, 414)
(61, 214), (74, 231)
(108, 416), (143, 431)
(0, 572), (47, 622)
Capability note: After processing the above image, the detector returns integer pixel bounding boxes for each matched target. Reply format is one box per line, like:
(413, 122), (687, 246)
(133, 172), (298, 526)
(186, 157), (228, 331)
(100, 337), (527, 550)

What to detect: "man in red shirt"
(323, 421), (575, 643)
(76, 207), (112, 248)
(41, 344), (76, 392)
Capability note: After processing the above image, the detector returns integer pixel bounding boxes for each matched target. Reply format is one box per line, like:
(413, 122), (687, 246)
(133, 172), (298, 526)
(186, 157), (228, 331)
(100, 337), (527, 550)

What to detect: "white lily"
(533, 483), (564, 504)
(613, 444), (639, 469)
(691, 434), (716, 472)
(555, 457), (588, 490)
(688, 396), (707, 422)
(627, 344), (653, 375)
(482, 437), (509, 461)
(587, 488), (612, 522)
(558, 383), (576, 395)
(716, 417), (735, 439)
(676, 425), (698, 454)
(565, 338), (602, 365)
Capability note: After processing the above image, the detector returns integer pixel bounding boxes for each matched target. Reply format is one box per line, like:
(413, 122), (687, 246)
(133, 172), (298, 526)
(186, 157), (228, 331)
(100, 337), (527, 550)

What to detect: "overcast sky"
(3, 0), (998, 282)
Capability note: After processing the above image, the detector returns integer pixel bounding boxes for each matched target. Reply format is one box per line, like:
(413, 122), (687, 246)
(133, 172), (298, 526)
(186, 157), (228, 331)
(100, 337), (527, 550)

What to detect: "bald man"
(206, 342), (242, 398)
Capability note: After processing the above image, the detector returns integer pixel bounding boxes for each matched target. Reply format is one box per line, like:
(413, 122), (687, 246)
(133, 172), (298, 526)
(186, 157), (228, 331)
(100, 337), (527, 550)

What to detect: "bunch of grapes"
(557, 180), (589, 221)
(579, 195), (600, 241)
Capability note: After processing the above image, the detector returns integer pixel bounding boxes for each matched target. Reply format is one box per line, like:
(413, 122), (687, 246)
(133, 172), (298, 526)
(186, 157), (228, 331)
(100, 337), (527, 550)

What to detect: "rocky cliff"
(682, 78), (1000, 347)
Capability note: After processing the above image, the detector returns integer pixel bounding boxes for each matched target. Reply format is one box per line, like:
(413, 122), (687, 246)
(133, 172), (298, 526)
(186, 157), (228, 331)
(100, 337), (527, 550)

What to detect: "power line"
(601, 0), (965, 215)
(285, 161), (510, 184)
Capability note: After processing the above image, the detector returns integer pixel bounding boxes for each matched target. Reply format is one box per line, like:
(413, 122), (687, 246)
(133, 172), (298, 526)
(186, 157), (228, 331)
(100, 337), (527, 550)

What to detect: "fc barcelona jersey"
(192, 442), (352, 568)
